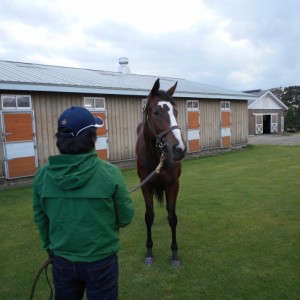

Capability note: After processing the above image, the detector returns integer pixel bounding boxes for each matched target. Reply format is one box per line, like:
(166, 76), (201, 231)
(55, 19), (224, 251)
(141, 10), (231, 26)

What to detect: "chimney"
(118, 57), (131, 74)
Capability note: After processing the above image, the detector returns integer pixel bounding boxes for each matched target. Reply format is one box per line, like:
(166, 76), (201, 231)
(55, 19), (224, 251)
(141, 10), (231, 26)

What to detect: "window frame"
(221, 101), (230, 111)
(84, 97), (106, 110)
(186, 100), (199, 111)
(1, 95), (32, 110)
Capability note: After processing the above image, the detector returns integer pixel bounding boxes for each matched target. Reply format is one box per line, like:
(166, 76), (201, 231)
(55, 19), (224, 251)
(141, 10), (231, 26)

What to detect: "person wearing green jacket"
(32, 106), (134, 300)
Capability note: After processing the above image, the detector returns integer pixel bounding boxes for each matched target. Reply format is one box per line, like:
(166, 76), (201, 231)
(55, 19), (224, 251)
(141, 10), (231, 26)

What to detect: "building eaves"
(0, 60), (256, 101)
(247, 90), (288, 110)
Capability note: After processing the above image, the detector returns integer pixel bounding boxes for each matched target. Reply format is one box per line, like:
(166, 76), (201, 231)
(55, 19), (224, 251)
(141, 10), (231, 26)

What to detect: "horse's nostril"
(173, 145), (180, 151)
(172, 144), (186, 159)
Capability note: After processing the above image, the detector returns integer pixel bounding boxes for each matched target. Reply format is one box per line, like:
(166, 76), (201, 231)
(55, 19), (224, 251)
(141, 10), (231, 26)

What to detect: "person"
(32, 106), (134, 300)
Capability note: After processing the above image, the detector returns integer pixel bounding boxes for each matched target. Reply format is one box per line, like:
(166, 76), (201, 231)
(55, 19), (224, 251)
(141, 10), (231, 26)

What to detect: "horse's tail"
(154, 186), (164, 204)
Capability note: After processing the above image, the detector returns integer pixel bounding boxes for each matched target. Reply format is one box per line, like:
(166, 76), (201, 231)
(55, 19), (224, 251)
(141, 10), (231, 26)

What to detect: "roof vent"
(118, 57), (131, 74)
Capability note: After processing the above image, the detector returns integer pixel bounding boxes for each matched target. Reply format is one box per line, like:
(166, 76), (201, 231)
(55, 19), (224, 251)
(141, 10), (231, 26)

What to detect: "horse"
(136, 78), (187, 267)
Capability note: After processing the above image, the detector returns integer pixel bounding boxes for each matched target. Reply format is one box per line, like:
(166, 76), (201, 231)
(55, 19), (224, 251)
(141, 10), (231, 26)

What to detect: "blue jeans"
(52, 254), (118, 300)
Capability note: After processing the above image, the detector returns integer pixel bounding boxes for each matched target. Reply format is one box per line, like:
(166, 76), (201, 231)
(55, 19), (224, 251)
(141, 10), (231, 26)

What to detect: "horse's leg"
(142, 185), (155, 265)
(166, 181), (180, 267)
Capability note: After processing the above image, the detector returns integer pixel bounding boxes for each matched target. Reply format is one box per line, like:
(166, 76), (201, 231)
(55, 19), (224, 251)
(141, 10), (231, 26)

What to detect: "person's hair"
(56, 127), (97, 154)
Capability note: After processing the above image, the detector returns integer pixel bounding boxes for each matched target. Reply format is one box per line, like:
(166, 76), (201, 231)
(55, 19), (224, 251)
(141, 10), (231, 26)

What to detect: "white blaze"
(158, 101), (185, 150)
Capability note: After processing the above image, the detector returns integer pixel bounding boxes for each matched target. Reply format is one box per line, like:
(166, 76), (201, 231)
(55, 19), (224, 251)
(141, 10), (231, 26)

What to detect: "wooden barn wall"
(173, 98), (248, 150)
(248, 109), (285, 135)
(31, 92), (144, 165)
(105, 95), (141, 162)
(248, 110), (256, 135)
(174, 99), (187, 140)
(32, 92), (82, 165)
(200, 100), (221, 149)
(106, 96), (189, 162)
(0, 89), (249, 179)
(231, 101), (248, 145)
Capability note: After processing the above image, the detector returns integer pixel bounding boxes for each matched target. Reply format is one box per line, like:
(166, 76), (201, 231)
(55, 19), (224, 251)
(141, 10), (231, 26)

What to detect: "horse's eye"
(153, 110), (160, 116)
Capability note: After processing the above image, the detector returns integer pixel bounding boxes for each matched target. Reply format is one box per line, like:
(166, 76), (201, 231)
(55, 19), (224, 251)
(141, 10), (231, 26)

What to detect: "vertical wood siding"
(33, 92), (81, 166)
(0, 90), (250, 179)
(176, 99), (187, 141)
(99, 96), (248, 161)
(33, 93), (142, 165)
(248, 109), (285, 135)
(200, 100), (221, 149)
(231, 101), (248, 145)
(106, 95), (141, 162)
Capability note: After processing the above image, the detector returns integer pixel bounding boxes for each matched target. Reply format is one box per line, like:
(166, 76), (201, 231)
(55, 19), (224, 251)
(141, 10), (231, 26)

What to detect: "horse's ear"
(167, 81), (177, 97)
(149, 78), (160, 98)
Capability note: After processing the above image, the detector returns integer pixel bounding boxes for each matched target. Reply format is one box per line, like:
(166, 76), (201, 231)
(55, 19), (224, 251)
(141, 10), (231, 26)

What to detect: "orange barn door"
(92, 111), (109, 160)
(187, 109), (200, 153)
(2, 111), (37, 179)
(221, 110), (231, 148)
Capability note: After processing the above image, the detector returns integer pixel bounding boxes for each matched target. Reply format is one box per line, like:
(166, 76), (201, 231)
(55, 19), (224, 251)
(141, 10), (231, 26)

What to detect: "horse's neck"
(143, 126), (161, 160)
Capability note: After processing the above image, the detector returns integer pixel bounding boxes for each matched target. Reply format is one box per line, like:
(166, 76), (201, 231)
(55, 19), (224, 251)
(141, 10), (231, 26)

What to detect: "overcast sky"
(0, 0), (299, 91)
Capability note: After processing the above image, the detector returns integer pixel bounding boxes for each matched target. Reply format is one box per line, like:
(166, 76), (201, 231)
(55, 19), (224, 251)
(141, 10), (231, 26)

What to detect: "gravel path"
(248, 134), (300, 145)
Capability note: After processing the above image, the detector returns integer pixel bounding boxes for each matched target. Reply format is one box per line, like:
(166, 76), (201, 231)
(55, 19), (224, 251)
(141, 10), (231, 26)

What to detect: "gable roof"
(0, 60), (255, 101)
(244, 89), (288, 109)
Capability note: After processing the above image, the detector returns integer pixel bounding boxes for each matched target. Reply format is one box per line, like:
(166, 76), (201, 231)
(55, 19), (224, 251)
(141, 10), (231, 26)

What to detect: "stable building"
(0, 59), (255, 182)
(245, 90), (288, 135)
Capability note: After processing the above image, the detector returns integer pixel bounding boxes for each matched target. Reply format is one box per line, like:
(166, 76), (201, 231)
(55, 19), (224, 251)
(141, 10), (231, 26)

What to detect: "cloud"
(0, 0), (299, 91)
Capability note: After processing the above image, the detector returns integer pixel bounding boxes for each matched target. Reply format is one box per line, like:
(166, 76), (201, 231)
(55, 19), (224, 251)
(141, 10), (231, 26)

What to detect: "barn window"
(221, 101), (230, 110)
(187, 100), (199, 110)
(1, 95), (31, 109)
(84, 97), (105, 110)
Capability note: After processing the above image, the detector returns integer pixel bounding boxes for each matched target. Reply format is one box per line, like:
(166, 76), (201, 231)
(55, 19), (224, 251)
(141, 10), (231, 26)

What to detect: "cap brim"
(94, 116), (104, 128)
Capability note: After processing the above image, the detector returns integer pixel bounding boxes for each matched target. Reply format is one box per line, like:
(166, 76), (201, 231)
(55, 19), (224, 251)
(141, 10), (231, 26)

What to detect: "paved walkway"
(248, 134), (300, 146)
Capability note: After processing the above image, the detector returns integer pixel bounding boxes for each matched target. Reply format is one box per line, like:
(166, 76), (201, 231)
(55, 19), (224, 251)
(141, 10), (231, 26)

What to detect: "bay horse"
(136, 78), (186, 267)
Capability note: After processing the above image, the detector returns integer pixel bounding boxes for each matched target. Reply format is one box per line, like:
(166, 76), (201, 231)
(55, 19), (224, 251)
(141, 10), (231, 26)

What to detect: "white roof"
(246, 90), (288, 109)
(0, 60), (255, 101)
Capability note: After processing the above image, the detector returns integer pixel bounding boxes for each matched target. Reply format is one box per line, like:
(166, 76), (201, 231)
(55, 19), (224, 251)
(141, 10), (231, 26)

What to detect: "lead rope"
(30, 256), (53, 300)
(128, 152), (166, 193)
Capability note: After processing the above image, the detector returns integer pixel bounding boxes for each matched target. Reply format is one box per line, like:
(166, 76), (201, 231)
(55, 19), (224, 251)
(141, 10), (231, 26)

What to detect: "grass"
(1, 145), (300, 299)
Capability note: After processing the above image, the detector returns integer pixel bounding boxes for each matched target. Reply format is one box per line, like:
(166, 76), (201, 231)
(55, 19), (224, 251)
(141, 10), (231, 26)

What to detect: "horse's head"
(144, 78), (187, 161)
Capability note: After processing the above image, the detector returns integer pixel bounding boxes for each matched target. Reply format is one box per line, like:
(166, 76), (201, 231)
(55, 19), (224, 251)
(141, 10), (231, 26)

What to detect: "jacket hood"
(47, 150), (98, 190)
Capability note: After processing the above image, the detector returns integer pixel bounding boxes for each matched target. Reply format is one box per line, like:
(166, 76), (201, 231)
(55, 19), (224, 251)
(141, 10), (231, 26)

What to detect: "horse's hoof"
(171, 259), (180, 268)
(144, 257), (154, 266)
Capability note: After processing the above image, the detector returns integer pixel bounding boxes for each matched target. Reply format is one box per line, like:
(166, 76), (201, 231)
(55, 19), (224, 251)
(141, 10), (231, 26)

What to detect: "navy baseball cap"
(58, 106), (104, 136)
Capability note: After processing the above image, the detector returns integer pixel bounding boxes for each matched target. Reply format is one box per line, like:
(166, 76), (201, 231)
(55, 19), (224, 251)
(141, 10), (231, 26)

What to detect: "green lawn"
(1, 145), (299, 299)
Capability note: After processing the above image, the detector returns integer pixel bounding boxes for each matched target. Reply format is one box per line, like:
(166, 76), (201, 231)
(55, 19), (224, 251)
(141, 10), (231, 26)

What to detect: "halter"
(143, 107), (180, 149)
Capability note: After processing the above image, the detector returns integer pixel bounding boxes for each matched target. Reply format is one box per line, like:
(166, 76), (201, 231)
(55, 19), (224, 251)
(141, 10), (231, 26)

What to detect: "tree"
(269, 86), (300, 128)
(281, 86), (300, 109)
(294, 106), (300, 124)
(285, 108), (295, 126)
(271, 87), (284, 100)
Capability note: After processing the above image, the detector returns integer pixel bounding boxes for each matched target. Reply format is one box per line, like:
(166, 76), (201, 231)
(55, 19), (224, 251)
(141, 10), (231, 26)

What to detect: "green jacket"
(32, 150), (134, 262)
